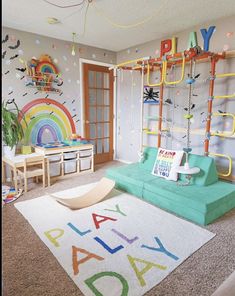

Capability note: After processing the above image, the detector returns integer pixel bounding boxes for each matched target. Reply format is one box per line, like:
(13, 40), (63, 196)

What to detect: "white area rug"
(15, 182), (215, 296)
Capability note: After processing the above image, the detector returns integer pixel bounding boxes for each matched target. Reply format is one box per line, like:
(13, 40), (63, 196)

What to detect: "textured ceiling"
(2, 0), (235, 51)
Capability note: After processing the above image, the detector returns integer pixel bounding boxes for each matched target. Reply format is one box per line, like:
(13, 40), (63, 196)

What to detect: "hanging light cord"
(80, 0), (90, 36)
(91, 0), (169, 29)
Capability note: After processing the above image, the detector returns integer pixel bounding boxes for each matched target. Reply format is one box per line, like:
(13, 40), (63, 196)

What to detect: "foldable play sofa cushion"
(106, 163), (156, 197)
(106, 147), (235, 225)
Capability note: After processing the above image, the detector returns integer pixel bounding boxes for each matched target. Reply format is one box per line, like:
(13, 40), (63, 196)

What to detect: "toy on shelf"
(25, 54), (62, 93)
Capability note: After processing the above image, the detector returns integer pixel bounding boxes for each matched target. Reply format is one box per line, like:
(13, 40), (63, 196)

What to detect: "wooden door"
(83, 63), (114, 164)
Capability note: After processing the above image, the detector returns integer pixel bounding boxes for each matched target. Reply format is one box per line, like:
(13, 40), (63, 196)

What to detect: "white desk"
(2, 153), (46, 192)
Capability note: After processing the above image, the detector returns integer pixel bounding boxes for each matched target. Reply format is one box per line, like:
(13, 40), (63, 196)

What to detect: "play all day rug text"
(15, 182), (215, 296)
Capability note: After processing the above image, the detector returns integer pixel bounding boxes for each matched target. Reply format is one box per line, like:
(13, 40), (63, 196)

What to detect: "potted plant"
(2, 99), (25, 158)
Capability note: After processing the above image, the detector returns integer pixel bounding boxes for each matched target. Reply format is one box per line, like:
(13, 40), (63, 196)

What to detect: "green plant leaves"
(2, 100), (25, 149)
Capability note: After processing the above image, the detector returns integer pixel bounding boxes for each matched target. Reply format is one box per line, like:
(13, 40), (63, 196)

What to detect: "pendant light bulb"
(71, 45), (76, 56)
(71, 32), (76, 56)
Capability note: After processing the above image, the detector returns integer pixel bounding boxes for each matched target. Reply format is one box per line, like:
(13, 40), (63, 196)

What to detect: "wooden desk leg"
(2, 162), (6, 183)
(47, 159), (50, 187)
(13, 167), (18, 192)
(91, 153), (94, 172)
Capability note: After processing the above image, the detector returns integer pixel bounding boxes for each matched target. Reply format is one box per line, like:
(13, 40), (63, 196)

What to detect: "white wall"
(2, 27), (116, 142)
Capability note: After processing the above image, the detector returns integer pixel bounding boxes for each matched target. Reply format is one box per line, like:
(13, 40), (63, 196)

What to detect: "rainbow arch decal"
(36, 61), (58, 74)
(19, 98), (76, 144)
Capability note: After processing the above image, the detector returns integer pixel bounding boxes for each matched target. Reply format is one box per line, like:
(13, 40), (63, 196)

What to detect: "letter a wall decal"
(85, 271), (129, 296)
(72, 246), (104, 275)
(92, 213), (117, 229)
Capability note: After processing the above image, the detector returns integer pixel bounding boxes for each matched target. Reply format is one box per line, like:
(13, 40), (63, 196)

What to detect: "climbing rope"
(183, 59), (196, 162)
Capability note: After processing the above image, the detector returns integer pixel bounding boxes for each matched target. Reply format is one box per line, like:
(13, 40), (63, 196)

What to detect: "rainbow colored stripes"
(19, 98), (76, 144)
(36, 61), (58, 74)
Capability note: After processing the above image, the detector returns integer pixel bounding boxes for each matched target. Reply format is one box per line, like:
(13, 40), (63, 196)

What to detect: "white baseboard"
(114, 158), (133, 164)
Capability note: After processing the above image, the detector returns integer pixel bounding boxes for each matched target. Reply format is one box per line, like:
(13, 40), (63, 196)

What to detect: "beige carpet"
(2, 161), (235, 296)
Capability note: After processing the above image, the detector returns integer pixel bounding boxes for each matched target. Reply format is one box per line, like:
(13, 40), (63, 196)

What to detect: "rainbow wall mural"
(19, 98), (76, 144)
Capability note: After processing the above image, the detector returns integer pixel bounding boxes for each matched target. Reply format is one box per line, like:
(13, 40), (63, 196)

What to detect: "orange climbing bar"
(204, 56), (217, 155)
(157, 67), (164, 147)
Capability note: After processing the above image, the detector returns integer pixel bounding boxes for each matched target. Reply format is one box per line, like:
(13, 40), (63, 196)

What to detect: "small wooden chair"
(17, 155), (46, 192)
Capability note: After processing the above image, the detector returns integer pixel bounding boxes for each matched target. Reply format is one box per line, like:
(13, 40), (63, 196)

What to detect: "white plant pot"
(3, 145), (16, 158)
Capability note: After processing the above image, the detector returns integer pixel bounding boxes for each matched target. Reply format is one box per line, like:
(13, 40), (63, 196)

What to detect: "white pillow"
(152, 148), (184, 181)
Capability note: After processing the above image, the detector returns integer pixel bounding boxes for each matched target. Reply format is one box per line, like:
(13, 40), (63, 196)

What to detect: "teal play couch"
(106, 147), (235, 225)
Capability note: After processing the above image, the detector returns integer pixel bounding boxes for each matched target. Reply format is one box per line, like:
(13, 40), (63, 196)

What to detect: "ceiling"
(2, 0), (235, 52)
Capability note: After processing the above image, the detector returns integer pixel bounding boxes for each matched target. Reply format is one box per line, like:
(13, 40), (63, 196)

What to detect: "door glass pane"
(104, 123), (109, 137)
(89, 124), (96, 139)
(104, 90), (110, 105)
(89, 107), (96, 122)
(97, 89), (103, 105)
(97, 107), (103, 122)
(104, 73), (109, 88)
(103, 107), (109, 121)
(89, 89), (96, 105)
(96, 72), (103, 88)
(97, 139), (102, 154)
(89, 71), (95, 87)
(97, 123), (103, 138)
(104, 138), (109, 153)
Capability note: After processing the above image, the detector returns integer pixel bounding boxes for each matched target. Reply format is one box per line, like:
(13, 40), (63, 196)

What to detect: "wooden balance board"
(50, 177), (115, 209)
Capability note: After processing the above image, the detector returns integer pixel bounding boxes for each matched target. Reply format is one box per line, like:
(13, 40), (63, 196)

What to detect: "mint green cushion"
(144, 178), (235, 213)
(142, 189), (235, 225)
(141, 147), (218, 185)
(140, 147), (158, 172)
(179, 153), (218, 186)
(106, 163), (156, 187)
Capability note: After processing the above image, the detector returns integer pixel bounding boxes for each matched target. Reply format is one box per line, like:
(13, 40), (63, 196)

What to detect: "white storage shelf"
(41, 145), (94, 179)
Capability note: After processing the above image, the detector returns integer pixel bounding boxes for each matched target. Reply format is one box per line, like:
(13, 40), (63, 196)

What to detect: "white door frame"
(79, 58), (117, 159)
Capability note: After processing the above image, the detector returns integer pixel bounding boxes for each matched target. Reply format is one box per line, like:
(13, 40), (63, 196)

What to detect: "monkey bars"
(209, 153), (232, 177)
(211, 113), (235, 137)
(114, 49), (234, 180)
(163, 54), (186, 85)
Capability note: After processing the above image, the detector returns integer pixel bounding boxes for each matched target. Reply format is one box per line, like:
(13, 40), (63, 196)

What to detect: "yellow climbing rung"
(146, 62), (165, 87)
(214, 94), (235, 99)
(216, 72), (235, 78)
(163, 54), (185, 85)
(211, 113), (235, 137)
(209, 153), (232, 177)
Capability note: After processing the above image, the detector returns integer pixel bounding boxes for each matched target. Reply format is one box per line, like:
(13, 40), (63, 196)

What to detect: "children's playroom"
(2, 1), (235, 295)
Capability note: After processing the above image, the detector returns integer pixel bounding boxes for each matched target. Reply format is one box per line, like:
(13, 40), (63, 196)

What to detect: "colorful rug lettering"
(15, 183), (215, 296)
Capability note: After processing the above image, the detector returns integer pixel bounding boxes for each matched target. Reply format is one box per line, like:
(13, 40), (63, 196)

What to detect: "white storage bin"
(63, 152), (77, 160)
(64, 160), (77, 174)
(47, 154), (61, 162)
(79, 149), (92, 158)
(80, 158), (91, 171)
(50, 162), (61, 177)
